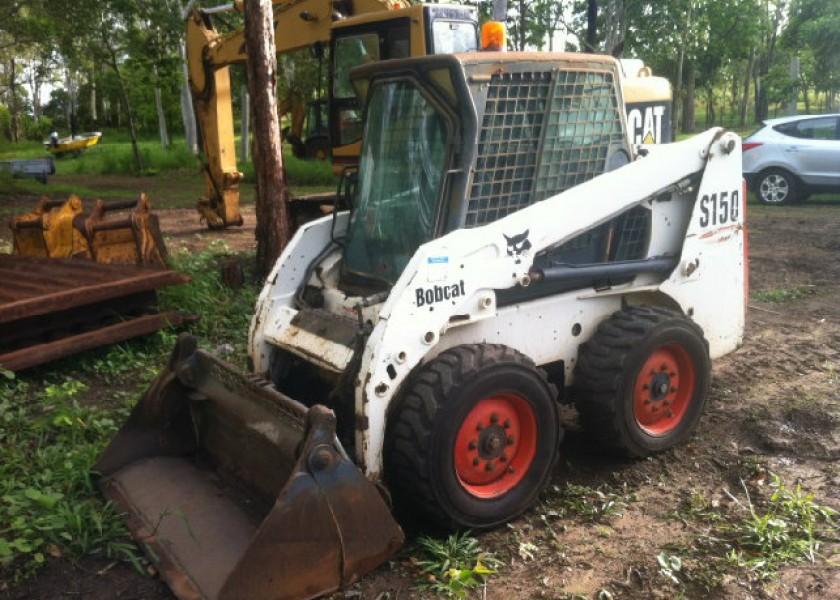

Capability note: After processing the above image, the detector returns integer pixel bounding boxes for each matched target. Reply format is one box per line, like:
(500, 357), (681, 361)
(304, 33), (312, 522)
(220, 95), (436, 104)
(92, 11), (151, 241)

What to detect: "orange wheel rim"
(633, 345), (695, 435)
(454, 393), (537, 499)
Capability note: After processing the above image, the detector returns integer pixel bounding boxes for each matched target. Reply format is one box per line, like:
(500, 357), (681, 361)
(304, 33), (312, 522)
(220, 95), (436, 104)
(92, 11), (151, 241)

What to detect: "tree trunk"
(673, 1), (692, 138)
(9, 59), (19, 142)
(705, 83), (715, 129)
(106, 44), (142, 171)
(179, 43), (199, 154)
(241, 85), (250, 161)
(244, 0), (292, 277)
(155, 87), (170, 149)
(518, 0), (526, 50)
(492, 0), (507, 22)
(739, 49), (754, 127)
(682, 64), (696, 134)
(90, 74), (98, 126)
(586, 0), (598, 52)
(787, 56), (799, 116)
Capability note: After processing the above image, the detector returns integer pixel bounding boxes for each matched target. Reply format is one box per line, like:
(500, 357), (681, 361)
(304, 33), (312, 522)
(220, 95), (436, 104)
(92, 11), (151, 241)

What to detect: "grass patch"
(540, 482), (635, 523)
(411, 531), (500, 598)
(724, 474), (836, 580)
(752, 285), (816, 303)
(160, 240), (260, 359)
(0, 378), (142, 582)
(0, 244), (261, 587)
(1, 133), (336, 184)
(64, 143), (199, 176)
(662, 473), (836, 592)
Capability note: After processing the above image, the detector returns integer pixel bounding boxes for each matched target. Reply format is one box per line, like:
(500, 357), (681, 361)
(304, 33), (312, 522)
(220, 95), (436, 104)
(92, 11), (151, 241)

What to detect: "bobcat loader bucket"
(94, 333), (404, 600)
(9, 194), (86, 258)
(74, 193), (168, 267)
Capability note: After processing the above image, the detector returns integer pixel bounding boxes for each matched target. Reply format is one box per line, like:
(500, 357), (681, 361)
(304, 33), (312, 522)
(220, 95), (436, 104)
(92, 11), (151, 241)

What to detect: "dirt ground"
(3, 192), (839, 600)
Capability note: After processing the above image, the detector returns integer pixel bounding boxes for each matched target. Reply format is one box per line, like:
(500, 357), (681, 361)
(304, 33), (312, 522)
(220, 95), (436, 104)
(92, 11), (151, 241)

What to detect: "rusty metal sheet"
(0, 255), (191, 370)
(0, 311), (189, 371)
(0, 255), (188, 323)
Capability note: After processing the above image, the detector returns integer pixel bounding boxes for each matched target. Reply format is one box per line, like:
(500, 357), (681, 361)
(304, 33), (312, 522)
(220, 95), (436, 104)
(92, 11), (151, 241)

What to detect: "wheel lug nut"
(670, 386), (677, 393)
(507, 466), (515, 473)
(477, 422), (484, 431)
(667, 410), (674, 418)
(485, 462), (495, 472)
(661, 364), (668, 371)
(644, 399), (651, 405)
(652, 406), (659, 412)
(663, 400), (671, 407)
(468, 440), (477, 450)
(490, 413), (499, 424)
(503, 419), (511, 429)
(669, 372), (676, 377)
(499, 455), (507, 463)
(642, 383), (649, 390)
(473, 457), (480, 466)
(507, 436), (515, 445)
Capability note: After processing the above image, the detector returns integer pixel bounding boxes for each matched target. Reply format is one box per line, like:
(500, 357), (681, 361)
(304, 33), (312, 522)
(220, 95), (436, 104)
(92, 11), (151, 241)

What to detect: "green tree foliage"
(783, 0), (840, 110)
(2, 0), (839, 147)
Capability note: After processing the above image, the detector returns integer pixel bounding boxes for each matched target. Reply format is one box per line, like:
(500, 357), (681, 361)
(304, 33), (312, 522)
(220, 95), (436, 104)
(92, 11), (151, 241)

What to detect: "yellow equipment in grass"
(9, 193), (169, 268)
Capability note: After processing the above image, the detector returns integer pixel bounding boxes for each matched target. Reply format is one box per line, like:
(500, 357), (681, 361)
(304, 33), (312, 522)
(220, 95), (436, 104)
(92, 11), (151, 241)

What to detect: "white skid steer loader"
(96, 51), (746, 600)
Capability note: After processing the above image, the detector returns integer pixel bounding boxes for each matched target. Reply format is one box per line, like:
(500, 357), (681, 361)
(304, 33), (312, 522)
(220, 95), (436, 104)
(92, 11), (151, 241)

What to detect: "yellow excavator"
(187, 0), (479, 229)
(620, 58), (672, 144)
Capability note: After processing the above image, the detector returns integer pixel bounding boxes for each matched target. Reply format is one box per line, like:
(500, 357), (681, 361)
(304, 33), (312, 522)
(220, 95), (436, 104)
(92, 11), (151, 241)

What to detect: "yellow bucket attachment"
(9, 195), (86, 258)
(9, 193), (168, 267)
(74, 193), (168, 267)
(94, 334), (404, 600)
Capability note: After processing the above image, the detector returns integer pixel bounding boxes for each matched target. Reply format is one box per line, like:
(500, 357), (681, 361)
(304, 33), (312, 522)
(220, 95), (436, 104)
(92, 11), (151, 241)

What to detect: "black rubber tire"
(574, 307), (710, 458)
(385, 344), (561, 530)
(757, 168), (799, 205)
(305, 136), (330, 161)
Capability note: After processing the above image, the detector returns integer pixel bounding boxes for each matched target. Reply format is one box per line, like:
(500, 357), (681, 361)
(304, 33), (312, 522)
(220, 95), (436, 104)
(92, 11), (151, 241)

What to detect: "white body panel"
(249, 128), (746, 480)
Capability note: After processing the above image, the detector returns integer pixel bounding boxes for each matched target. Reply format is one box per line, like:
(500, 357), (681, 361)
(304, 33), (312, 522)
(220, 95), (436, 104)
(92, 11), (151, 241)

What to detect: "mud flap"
(94, 333), (404, 600)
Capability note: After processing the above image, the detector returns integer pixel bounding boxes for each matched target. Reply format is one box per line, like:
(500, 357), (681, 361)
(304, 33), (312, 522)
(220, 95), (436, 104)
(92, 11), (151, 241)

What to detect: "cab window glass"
(432, 20), (478, 54)
(795, 117), (838, 140)
(333, 34), (380, 99)
(776, 117), (838, 141)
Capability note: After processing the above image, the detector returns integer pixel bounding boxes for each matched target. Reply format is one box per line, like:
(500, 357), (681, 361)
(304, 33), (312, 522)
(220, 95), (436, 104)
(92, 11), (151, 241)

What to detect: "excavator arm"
(186, 0), (409, 229)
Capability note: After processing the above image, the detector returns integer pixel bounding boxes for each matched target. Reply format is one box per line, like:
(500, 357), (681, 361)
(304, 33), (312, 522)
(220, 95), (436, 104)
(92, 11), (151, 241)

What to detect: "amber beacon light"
(481, 21), (506, 51)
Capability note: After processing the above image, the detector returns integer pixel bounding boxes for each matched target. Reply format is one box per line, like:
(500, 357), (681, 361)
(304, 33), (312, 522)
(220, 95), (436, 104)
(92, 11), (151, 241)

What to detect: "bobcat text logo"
(416, 280), (467, 307)
(504, 230), (532, 257)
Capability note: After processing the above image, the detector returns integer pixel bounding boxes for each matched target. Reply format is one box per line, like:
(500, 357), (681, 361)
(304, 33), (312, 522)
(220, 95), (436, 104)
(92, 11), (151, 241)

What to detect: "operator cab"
(337, 53), (642, 296)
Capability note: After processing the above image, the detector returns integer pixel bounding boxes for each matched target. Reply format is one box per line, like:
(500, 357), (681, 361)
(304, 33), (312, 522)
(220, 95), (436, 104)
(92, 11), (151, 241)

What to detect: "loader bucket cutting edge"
(94, 333), (404, 600)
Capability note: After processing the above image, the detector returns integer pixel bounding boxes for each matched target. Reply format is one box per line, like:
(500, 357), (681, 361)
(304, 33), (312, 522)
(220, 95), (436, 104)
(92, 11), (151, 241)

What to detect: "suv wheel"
(757, 169), (798, 205)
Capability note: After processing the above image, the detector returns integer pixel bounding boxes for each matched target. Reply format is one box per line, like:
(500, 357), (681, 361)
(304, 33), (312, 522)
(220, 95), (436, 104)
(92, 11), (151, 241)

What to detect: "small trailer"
(0, 157), (56, 184)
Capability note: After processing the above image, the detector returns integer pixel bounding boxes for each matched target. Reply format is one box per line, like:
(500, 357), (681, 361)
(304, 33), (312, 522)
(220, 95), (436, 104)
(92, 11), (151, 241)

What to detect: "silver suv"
(742, 113), (840, 204)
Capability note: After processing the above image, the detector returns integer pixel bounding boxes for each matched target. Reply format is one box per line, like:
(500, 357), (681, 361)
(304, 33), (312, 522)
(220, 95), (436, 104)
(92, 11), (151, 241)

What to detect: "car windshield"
(343, 80), (449, 284)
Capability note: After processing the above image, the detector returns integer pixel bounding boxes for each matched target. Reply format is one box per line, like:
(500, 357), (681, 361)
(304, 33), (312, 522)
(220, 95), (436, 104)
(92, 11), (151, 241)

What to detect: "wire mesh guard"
(466, 69), (625, 228)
